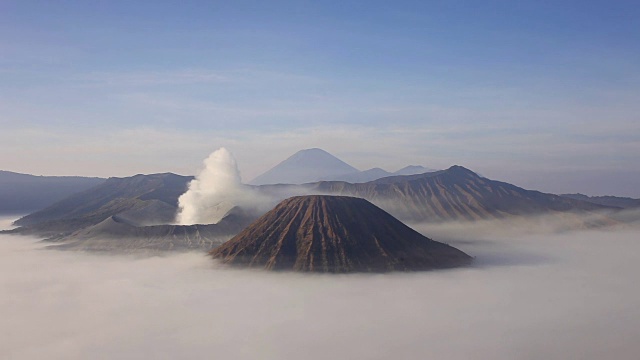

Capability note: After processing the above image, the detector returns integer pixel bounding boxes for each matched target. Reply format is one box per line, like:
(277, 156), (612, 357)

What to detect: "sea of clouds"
(1, 215), (639, 360)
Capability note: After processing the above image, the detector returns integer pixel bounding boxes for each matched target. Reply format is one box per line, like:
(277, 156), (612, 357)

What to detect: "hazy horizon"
(2, 1), (639, 197)
(2, 148), (639, 199)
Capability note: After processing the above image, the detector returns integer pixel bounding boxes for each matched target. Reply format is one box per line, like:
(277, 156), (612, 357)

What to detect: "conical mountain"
(210, 195), (472, 273)
(249, 148), (358, 185)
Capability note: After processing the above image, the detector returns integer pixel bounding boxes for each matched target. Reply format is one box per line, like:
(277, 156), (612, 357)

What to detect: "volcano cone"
(210, 195), (472, 272)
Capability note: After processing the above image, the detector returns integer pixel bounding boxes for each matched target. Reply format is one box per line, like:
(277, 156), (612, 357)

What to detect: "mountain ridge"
(325, 165), (436, 183)
(14, 172), (193, 230)
(7, 164), (621, 251)
(0, 170), (105, 214)
(561, 193), (640, 209)
(301, 165), (614, 222)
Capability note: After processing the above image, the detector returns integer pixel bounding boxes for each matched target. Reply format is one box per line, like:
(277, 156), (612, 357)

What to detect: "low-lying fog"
(2, 216), (639, 360)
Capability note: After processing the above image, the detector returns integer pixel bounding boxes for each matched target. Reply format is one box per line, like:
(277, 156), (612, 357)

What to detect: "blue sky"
(1, 0), (639, 196)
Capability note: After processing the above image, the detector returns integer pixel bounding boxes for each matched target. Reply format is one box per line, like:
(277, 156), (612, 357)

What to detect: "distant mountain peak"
(396, 165), (422, 172)
(249, 148), (358, 185)
(287, 148), (351, 163)
(250, 149), (443, 185)
(296, 147), (327, 154)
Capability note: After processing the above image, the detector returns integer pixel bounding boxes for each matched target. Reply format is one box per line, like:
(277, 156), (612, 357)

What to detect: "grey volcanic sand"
(1, 215), (639, 360)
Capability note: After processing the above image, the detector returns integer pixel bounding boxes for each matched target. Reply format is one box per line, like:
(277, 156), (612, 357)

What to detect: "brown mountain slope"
(12, 173), (193, 236)
(210, 195), (472, 273)
(305, 166), (612, 222)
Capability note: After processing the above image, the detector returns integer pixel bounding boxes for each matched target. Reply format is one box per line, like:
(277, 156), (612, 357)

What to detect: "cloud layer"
(2, 217), (639, 360)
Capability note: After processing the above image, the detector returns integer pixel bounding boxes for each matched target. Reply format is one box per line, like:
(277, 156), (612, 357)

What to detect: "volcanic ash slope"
(210, 195), (472, 273)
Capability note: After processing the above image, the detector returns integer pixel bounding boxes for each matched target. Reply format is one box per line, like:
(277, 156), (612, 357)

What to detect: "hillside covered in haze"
(5, 155), (621, 253)
(0, 171), (105, 214)
(265, 165), (615, 223)
(250, 148), (434, 185)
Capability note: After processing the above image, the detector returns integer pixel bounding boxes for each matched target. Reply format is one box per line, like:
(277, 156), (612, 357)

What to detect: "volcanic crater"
(210, 195), (472, 273)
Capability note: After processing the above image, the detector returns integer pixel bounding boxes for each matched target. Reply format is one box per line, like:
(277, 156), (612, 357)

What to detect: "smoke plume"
(176, 148), (265, 225)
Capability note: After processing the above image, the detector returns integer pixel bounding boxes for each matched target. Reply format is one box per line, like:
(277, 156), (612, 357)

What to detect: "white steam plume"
(177, 148), (264, 225)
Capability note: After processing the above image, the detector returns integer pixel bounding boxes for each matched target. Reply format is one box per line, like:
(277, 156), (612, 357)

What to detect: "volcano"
(210, 195), (472, 273)
(249, 148), (358, 185)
